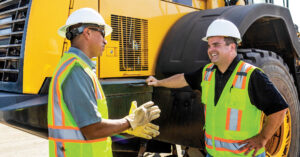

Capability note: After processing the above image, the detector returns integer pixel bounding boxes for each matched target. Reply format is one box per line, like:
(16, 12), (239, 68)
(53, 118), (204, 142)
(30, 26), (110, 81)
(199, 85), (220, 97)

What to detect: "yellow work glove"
(124, 123), (160, 139)
(124, 101), (160, 139)
(125, 101), (161, 129)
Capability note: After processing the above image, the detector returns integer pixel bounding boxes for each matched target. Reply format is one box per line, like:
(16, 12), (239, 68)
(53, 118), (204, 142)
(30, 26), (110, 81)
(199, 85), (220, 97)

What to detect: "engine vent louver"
(0, 0), (29, 82)
(111, 14), (148, 72)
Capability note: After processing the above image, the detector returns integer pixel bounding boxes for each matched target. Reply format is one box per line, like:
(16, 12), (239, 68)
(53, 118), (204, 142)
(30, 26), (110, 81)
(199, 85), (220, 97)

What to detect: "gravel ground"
(0, 123), (179, 157)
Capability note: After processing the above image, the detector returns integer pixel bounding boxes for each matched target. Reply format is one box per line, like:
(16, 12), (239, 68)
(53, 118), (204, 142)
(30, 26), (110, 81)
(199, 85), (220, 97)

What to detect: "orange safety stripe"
(205, 141), (213, 149)
(51, 57), (77, 126)
(214, 136), (242, 143)
(91, 76), (98, 99)
(232, 62), (245, 86)
(54, 141), (58, 157)
(205, 132), (212, 139)
(49, 137), (108, 143)
(236, 110), (243, 131)
(48, 125), (79, 130)
(203, 71), (207, 81)
(215, 147), (247, 153)
(55, 59), (77, 126)
(225, 108), (231, 130)
(208, 71), (213, 81)
(203, 64), (213, 81)
(241, 65), (252, 89)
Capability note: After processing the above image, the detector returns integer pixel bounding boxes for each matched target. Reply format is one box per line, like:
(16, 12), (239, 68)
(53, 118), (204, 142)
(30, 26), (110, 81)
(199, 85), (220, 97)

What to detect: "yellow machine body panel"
(22, 0), (99, 94)
(99, 0), (199, 78)
(22, 0), (69, 94)
(22, 0), (242, 93)
(22, 0), (241, 93)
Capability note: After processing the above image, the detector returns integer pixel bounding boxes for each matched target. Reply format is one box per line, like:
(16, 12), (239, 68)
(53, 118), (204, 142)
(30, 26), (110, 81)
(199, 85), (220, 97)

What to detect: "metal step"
(0, 44), (21, 48)
(0, 18), (25, 29)
(0, 0), (20, 10)
(0, 5), (28, 19)
(0, 68), (18, 73)
(0, 56), (19, 60)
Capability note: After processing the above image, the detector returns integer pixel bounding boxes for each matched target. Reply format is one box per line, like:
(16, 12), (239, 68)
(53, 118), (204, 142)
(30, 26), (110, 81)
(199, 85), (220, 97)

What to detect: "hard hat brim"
(202, 36), (242, 44)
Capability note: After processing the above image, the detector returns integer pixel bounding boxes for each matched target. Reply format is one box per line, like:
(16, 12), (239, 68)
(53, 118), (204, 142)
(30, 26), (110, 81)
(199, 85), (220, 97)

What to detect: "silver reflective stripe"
(204, 65), (214, 81)
(56, 141), (65, 157)
(94, 80), (102, 99)
(234, 63), (252, 89)
(53, 57), (77, 126)
(205, 135), (213, 146)
(49, 128), (85, 140)
(215, 139), (246, 151)
(234, 75), (243, 89)
(229, 108), (239, 131)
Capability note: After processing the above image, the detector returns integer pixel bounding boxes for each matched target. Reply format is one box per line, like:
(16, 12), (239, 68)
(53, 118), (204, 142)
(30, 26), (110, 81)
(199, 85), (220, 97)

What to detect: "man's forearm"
(259, 109), (287, 141)
(158, 73), (188, 88)
(80, 118), (130, 140)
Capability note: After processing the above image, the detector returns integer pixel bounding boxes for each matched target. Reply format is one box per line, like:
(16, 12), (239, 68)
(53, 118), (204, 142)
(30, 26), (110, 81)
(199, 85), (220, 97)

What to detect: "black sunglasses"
(88, 27), (105, 37)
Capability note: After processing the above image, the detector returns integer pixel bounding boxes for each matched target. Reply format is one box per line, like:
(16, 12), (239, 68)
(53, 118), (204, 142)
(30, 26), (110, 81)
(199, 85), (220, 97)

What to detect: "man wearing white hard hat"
(48, 8), (161, 157)
(146, 19), (288, 157)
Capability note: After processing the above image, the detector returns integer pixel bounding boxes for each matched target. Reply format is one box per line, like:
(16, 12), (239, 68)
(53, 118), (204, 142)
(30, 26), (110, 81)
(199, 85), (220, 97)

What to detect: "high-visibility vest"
(201, 61), (265, 156)
(47, 53), (112, 157)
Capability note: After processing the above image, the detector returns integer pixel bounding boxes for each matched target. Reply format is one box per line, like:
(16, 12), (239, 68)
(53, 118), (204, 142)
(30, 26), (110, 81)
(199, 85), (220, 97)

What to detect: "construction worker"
(48, 8), (161, 157)
(146, 19), (288, 157)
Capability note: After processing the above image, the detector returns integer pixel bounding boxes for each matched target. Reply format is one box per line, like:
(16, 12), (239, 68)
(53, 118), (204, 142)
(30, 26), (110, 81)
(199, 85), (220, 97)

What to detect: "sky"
(289, 0), (300, 28)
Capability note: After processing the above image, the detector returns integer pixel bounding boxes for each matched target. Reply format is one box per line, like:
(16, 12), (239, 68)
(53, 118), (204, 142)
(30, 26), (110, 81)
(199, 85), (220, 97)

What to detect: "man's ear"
(82, 28), (91, 40)
(230, 43), (236, 51)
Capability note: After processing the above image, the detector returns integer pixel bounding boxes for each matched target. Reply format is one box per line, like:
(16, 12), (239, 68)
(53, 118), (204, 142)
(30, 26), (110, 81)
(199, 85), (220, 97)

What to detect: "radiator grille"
(0, 0), (29, 82)
(111, 14), (148, 71)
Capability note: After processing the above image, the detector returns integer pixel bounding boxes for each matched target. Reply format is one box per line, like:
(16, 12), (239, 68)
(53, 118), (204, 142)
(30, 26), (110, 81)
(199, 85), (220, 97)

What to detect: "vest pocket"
(228, 88), (247, 109)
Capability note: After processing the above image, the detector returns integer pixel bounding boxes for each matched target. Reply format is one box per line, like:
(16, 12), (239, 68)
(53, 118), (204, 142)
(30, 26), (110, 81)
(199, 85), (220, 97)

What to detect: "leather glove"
(124, 123), (160, 139)
(125, 101), (161, 129)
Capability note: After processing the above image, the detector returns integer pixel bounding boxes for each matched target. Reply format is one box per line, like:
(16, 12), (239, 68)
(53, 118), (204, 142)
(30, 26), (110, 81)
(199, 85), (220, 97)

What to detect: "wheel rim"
(265, 109), (291, 157)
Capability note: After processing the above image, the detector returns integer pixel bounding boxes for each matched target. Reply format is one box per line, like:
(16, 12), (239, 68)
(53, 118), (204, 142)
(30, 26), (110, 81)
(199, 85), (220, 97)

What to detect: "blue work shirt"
(62, 47), (102, 128)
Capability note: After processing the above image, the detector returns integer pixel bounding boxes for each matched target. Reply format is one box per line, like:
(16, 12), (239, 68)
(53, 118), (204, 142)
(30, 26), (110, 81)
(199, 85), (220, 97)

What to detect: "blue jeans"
(206, 152), (266, 157)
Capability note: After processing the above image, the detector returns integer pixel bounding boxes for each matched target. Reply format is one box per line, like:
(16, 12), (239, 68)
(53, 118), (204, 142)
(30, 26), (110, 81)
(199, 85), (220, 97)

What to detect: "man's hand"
(146, 74), (188, 88)
(238, 134), (268, 157)
(124, 123), (160, 139)
(125, 101), (161, 129)
(146, 76), (159, 87)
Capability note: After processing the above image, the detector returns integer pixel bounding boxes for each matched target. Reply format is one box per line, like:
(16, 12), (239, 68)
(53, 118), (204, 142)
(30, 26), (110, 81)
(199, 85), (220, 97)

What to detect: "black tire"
(238, 49), (300, 157)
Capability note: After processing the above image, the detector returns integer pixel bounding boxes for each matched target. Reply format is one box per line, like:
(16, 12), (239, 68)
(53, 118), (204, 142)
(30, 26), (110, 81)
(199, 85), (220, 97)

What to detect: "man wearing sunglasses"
(48, 8), (161, 157)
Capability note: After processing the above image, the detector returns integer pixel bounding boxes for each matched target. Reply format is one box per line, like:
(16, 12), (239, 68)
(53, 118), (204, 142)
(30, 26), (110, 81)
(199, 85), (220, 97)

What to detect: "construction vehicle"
(0, 0), (299, 156)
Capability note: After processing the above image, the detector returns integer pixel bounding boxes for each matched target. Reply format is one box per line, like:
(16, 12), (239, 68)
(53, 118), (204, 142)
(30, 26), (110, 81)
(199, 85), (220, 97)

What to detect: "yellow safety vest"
(201, 61), (265, 156)
(47, 53), (112, 157)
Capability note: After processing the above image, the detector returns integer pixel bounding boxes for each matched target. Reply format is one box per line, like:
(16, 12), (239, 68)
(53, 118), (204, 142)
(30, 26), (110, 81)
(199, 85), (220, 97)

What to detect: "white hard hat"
(58, 8), (112, 38)
(202, 19), (242, 43)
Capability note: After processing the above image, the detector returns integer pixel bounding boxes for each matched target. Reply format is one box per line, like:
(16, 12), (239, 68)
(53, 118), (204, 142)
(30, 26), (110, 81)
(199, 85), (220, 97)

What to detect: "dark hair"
(224, 37), (238, 51)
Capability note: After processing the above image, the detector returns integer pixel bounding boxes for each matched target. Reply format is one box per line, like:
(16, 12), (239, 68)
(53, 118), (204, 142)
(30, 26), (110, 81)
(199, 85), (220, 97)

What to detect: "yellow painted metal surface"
(99, 0), (199, 78)
(22, 0), (70, 94)
(23, 0), (230, 93)
(23, 0), (99, 94)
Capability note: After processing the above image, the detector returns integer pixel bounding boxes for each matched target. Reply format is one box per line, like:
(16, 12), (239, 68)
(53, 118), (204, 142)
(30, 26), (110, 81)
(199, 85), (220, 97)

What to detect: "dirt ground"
(0, 123), (180, 157)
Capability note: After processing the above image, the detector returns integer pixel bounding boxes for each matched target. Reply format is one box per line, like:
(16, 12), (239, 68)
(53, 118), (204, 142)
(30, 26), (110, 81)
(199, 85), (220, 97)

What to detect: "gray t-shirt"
(61, 47), (102, 128)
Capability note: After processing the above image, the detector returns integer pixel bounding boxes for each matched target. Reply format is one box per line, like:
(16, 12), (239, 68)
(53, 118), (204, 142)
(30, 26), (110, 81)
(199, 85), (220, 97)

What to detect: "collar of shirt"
(67, 47), (96, 70)
(213, 56), (240, 75)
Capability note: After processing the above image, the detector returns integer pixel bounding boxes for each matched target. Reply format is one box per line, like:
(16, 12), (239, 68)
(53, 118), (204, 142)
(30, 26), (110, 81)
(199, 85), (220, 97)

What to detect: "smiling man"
(146, 19), (288, 157)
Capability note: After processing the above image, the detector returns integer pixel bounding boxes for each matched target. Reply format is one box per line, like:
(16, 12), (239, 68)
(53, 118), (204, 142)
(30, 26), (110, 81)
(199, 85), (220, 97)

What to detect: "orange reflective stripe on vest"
(205, 132), (213, 149)
(205, 132), (247, 153)
(203, 64), (214, 81)
(225, 108), (243, 131)
(51, 57), (77, 126)
(232, 62), (253, 89)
